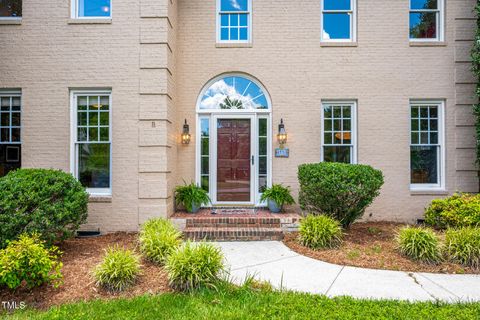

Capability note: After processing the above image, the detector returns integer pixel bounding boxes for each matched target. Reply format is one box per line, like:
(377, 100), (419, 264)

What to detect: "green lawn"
(4, 287), (480, 320)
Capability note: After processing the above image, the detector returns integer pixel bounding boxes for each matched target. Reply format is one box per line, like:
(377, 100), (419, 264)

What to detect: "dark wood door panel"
(217, 119), (251, 202)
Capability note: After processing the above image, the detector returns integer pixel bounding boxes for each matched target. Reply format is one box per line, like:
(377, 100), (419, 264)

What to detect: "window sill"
(89, 195), (112, 203)
(410, 189), (448, 196)
(216, 43), (253, 48)
(68, 18), (112, 24)
(409, 41), (446, 47)
(0, 18), (22, 25)
(320, 42), (358, 47)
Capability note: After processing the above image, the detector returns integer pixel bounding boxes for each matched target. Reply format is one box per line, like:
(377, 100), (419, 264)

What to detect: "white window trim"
(320, 0), (357, 43)
(216, 0), (252, 44)
(71, 0), (112, 19)
(409, 100), (445, 191)
(70, 90), (112, 196)
(0, 90), (22, 145)
(320, 100), (357, 164)
(409, 0), (444, 42)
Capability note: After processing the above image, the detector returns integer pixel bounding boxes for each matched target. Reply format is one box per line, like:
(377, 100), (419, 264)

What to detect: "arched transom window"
(198, 76), (269, 111)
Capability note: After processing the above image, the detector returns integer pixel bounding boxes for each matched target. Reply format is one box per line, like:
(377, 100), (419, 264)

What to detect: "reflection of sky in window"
(323, 14), (350, 40)
(221, 0), (248, 11)
(324, 0), (351, 10)
(200, 77), (268, 110)
(79, 0), (111, 17)
(410, 0), (437, 10)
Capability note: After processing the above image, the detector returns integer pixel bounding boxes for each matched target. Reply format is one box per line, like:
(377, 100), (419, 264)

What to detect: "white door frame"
(195, 112), (272, 206)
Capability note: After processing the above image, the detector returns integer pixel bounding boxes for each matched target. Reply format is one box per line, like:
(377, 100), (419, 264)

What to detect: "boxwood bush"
(396, 226), (441, 264)
(0, 169), (89, 248)
(165, 241), (224, 291)
(0, 233), (63, 290)
(298, 163), (384, 228)
(139, 218), (182, 265)
(299, 215), (343, 250)
(444, 227), (480, 268)
(425, 193), (480, 230)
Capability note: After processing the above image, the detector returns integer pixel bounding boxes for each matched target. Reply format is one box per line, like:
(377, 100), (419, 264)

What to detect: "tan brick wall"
(0, 0), (478, 230)
(175, 0), (478, 223)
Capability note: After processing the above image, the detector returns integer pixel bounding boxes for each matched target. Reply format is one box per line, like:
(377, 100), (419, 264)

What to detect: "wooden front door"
(217, 119), (251, 202)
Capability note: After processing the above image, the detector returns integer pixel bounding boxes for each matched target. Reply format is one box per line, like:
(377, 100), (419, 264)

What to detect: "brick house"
(0, 0), (478, 234)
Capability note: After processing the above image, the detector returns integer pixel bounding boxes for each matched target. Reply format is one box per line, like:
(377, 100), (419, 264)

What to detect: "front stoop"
(170, 209), (301, 241)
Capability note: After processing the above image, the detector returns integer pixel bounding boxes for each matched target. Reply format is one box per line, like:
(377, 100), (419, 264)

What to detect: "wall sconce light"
(277, 118), (287, 147)
(181, 119), (191, 144)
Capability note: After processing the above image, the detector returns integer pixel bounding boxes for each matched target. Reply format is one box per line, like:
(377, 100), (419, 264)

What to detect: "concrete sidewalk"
(215, 241), (480, 302)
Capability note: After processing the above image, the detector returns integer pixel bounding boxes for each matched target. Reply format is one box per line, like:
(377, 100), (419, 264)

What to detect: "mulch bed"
(283, 222), (480, 274)
(0, 233), (170, 310)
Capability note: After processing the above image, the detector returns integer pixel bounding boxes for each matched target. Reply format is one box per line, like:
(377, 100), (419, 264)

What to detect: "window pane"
(11, 97), (20, 111)
(221, 0), (248, 11)
(333, 106), (342, 118)
(1, 113), (9, 126)
(323, 106), (332, 118)
(89, 112), (99, 126)
(324, 132), (332, 144)
(221, 14), (229, 26)
(411, 146), (438, 184)
(410, 12), (437, 39)
(259, 137), (267, 155)
(11, 112), (20, 126)
(201, 138), (209, 155)
(239, 13), (248, 26)
(99, 96), (109, 110)
(259, 118), (267, 137)
(411, 132), (419, 144)
(89, 96), (99, 110)
(78, 112), (88, 126)
(78, 143), (110, 188)
(11, 128), (20, 142)
(1, 98), (9, 111)
(324, 0), (351, 10)
(324, 146), (351, 163)
(239, 27), (248, 40)
(78, 127), (87, 141)
(230, 13), (238, 26)
(343, 119), (351, 131)
(410, 0), (437, 10)
(0, 0), (22, 17)
(230, 27), (239, 40)
(323, 13), (351, 40)
(258, 176), (267, 193)
(201, 118), (209, 137)
(78, 97), (88, 110)
(259, 156), (267, 175)
(89, 127), (98, 142)
(411, 119), (419, 131)
(221, 27), (229, 40)
(99, 112), (109, 125)
(0, 128), (9, 142)
(99, 127), (109, 141)
(201, 157), (209, 174)
(324, 119), (332, 131)
(0, 145), (21, 177)
(201, 176), (209, 192)
(78, 0), (111, 17)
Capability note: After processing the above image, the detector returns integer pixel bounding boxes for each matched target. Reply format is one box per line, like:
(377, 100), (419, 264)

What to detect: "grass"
(5, 286), (480, 320)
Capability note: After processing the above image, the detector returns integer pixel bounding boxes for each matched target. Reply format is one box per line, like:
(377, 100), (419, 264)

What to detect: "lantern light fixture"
(181, 119), (191, 144)
(277, 118), (287, 147)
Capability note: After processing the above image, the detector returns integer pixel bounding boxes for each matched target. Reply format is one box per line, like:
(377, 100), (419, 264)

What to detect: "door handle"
(251, 155), (254, 165)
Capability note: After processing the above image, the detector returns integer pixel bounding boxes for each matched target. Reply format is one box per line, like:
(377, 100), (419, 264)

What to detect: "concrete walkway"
(215, 241), (480, 302)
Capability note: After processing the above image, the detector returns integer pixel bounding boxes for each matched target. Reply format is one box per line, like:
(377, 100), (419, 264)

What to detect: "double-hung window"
(0, 91), (21, 177)
(321, 0), (356, 42)
(409, 0), (443, 41)
(0, 0), (21, 19)
(71, 0), (111, 19)
(321, 101), (357, 164)
(217, 0), (251, 43)
(410, 101), (444, 190)
(72, 91), (112, 195)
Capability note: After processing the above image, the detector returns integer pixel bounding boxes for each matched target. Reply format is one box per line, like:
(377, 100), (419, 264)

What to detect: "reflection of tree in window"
(410, 0), (438, 39)
(219, 97), (244, 109)
(0, 0), (22, 17)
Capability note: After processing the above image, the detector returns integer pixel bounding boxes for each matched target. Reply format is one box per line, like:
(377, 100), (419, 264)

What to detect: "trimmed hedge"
(298, 163), (384, 228)
(0, 169), (89, 248)
(425, 193), (480, 230)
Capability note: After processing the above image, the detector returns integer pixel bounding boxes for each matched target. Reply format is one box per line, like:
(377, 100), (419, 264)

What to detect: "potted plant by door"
(260, 184), (295, 213)
(175, 182), (211, 213)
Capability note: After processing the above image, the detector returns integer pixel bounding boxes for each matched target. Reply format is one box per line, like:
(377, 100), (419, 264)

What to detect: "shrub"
(396, 226), (441, 264)
(139, 218), (182, 265)
(298, 215), (343, 250)
(0, 168), (89, 248)
(298, 163), (384, 228)
(175, 182), (211, 213)
(0, 233), (63, 290)
(93, 246), (141, 292)
(425, 193), (480, 230)
(165, 241), (224, 291)
(444, 227), (480, 268)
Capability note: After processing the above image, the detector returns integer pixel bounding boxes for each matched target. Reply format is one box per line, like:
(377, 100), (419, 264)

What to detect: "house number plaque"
(275, 148), (289, 158)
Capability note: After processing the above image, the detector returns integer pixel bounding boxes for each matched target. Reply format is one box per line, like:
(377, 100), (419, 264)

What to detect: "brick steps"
(186, 216), (281, 228)
(183, 227), (284, 241)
